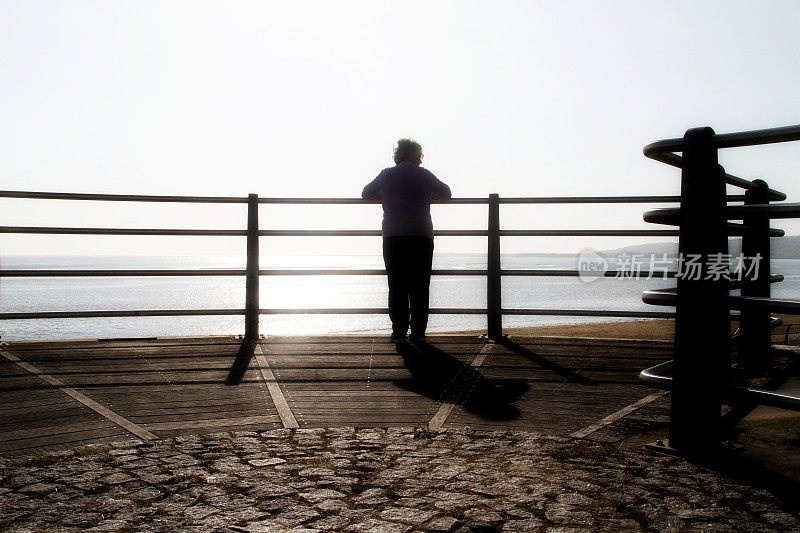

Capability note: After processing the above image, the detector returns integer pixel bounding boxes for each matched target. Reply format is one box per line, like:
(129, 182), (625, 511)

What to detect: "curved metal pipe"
(644, 205), (800, 223)
(641, 150), (787, 201)
(640, 359), (800, 411)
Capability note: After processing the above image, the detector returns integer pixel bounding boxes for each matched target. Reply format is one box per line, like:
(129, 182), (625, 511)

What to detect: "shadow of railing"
(495, 337), (595, 386)
(225, 338), (256, 385)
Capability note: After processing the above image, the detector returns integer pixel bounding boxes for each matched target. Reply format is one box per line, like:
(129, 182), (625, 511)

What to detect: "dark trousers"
(382, 236), (434, 337)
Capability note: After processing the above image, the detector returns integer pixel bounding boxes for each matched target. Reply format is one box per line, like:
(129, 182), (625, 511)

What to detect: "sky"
(1, 0), (799, 256)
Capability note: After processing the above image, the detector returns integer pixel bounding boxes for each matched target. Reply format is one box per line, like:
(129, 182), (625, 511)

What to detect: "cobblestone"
(0, 427), (797, 532)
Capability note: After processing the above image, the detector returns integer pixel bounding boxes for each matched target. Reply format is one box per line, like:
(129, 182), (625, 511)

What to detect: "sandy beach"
(493, 318), (675, 341)
(444, 318), (675, 341)
(450, 315), (800, 344)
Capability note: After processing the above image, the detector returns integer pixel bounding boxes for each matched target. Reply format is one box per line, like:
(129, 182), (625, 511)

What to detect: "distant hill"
(602, 242), (678, 257)
(604, 236), (800, 259)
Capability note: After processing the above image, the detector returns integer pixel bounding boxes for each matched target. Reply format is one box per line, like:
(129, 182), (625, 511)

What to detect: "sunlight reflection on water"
(25, 253), (800, 341)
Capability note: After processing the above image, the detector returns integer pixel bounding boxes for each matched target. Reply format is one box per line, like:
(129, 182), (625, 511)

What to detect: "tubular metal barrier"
(0, 190), (684, 340)
(640, 123), (800, 456)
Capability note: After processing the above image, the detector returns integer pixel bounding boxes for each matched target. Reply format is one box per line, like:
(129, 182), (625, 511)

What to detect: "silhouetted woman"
(362, 139), (452, 343)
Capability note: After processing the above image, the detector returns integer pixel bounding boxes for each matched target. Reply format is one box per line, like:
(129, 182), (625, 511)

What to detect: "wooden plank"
(0, 348), (158, 441)
(0, 398), (81, 415)
(254, 343), (299, 429)
(259, 369), (418, 380)
(10, 343), (241, 356)
(90, 395), (271, 410)
(290, 409), (435, 416)
(18, 362), (255, 374)
(0, 393), (78, 410)
(0, 418), (119, 442)
(0, 427), (131, 450)
(296, 417), (436, 424)
(0, 408), (93, 428)
(34, 373), (262, 387)
(155, 424), (272, 438)
(95, 394), (270, 410)
(9, 337), (240, 350)
(289, 389), (437, 398)
(143, 415), (278, 431)
(83, 382), (267, 394)
(130, 407), (276, 420)
(84, 394), (269, 406)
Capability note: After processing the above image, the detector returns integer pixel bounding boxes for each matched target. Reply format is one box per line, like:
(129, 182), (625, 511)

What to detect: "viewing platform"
(0, 334), (673, 457)
(3, 124), (800, 529)
(3, 333), (800, 531)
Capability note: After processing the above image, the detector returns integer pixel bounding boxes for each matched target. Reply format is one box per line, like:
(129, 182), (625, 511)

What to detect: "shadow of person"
(394, 339), (529, 421)
(225, 338), (256, 385)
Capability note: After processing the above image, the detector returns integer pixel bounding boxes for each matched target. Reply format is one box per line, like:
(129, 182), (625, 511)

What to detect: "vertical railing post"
(670, 127), (730, 456)
(740, 179), (771, 373)
(244, 193), (260, 342)
(487, 193), (503, 341)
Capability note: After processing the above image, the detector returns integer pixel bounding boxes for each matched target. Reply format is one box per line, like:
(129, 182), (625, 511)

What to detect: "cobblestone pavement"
(0, 428), (798, 532)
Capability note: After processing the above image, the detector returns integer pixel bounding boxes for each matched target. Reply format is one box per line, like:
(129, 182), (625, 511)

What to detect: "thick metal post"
(740, 179), (771, 373)
(487, 193), (503, 340)
(670, 127), (730, 456)
(244, 194), (260, 342)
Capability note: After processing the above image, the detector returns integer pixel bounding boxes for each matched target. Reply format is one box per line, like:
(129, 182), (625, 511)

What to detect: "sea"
(1, 254), (799, 341)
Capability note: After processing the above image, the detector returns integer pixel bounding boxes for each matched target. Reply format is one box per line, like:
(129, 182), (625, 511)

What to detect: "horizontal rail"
(258, 196), (689, 205)
(259, 307), (485, 315)
(0, 309), (246, 319)
(0, 227), (679, 237)
(0, 192), (752, 205)
(0, 268), (680, 278)
(259, 198), (483, 204)
(0, 227), (247, 236)
(0, 190), (249, 203)
(499, 196), (682, 204)
(501, 309), (675, 319)
(259, 196), (717, 205)
(257, 229), (680, 237)
(499, 229), (678, 237)
(0, 190), (687, 205)
(262, 308), (676, 319)
(0, 308), (676, 320)
(259, 229), (476, 237)
(502, 269), (678, 278)
(0, 269), (249, 277)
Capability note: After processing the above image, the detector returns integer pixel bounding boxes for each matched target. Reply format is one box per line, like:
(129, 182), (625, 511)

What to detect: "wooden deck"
(0, 335), (673, 457)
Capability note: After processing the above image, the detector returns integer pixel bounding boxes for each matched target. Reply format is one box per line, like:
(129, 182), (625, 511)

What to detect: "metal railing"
(639, 123), (800, 457)
(1, 190), (686, 341)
